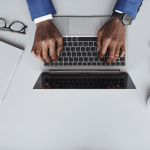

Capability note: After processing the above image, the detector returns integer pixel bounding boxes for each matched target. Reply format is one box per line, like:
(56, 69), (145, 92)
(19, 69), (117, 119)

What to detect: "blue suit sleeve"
(113, 0), (143, 19)
(26, 0), (57, 21)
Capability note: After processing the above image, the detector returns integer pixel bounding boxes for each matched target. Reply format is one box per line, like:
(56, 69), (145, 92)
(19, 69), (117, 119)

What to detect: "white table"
(0, 0), (150, 150)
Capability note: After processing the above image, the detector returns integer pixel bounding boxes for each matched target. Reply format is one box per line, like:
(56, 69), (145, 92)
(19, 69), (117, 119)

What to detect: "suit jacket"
(26, 0), (143, 21)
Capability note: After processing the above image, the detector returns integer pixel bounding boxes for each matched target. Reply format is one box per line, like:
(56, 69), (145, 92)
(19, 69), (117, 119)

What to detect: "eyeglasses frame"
(0, 18), (28, 35)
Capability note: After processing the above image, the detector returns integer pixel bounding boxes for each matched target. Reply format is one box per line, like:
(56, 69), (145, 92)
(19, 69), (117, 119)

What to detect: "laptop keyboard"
(44, 37), (125, 66)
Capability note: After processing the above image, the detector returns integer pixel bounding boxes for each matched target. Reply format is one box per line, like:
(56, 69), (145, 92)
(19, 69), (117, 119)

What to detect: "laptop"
(33, 0), (136, 89)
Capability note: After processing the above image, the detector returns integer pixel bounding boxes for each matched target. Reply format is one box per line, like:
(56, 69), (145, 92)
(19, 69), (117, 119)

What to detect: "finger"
(42, 41), (52, 62)
(36, 44), (45, 62)
(119, 44), (126, 58)
(96, 30), (103, 52)
(104, 43), (116, 64)
(56, 37), (63, 57)
(49, 39), (58, 61)
(112, 44), (121, 62)
(98, 39), (110, 59)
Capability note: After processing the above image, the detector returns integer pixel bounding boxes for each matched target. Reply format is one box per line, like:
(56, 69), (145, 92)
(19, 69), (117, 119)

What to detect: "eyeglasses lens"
(10, 22), (25, 31)
(0, 19), (5, 28)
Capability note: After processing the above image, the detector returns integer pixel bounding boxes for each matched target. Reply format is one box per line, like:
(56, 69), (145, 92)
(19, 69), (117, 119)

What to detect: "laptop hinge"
(48, 69), (120, 75)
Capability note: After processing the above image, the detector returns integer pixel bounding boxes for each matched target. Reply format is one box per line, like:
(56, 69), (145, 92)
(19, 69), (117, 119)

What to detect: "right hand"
(31, 19), (63, 63)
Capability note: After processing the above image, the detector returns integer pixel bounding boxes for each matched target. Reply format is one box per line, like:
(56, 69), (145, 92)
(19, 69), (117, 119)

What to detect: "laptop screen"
(33, 72), (136, 89)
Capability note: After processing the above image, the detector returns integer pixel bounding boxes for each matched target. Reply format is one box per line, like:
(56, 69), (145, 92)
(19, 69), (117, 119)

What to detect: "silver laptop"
(34, 0), (136, 89)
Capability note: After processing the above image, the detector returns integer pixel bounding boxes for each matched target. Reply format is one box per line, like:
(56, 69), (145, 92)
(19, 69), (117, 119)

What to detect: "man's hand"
(31, 19), (63, 63)
(97, 17), (126, 64)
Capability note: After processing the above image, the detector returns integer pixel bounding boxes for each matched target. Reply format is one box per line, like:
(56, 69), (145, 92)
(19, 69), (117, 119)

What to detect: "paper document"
(0, 41), (23, 102)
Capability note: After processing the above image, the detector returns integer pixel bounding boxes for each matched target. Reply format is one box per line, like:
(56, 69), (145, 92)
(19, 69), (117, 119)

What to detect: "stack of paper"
(0, 41), (23, 102)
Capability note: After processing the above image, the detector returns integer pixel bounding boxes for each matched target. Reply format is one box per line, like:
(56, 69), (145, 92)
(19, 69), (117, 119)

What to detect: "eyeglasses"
(0, 18), (28, 35)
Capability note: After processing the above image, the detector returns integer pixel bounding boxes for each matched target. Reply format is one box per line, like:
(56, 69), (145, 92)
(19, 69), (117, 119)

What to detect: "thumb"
(97, 30), (103, 52)
(56, 37), (63, 57)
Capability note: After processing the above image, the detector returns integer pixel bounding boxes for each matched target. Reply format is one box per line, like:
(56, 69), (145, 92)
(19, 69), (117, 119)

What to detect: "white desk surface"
(0, 0), (150, 150)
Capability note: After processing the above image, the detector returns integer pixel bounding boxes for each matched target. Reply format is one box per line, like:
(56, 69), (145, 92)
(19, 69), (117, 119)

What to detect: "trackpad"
(69, 17), (100, 35)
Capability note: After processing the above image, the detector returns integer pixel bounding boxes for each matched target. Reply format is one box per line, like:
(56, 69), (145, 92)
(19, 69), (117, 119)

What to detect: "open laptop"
(33, 0), (136, 89)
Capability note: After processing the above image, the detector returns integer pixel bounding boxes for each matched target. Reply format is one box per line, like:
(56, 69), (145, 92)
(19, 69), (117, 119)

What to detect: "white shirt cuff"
(115, 10), (123, 14)
(34, 14), (53, 24)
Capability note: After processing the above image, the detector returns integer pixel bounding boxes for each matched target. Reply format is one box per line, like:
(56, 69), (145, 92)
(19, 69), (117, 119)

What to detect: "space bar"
(78, 37), (97, 41)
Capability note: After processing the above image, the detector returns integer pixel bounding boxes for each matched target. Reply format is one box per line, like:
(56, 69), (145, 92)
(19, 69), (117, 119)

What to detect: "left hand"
(97, 17), (126, 64)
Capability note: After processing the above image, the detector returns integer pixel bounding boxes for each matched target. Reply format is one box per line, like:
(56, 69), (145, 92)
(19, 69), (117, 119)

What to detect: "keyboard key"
(86, 47), (90, 51)
(45, 63), (49, 66)
(94, 42), (97, 46)
(63, 37), (67, 41)
(54, 62), (58, 66)
(79, 57), (83, 61)
(74, 57), (78, 62)
(69, 57), (73, 62)
(78, 37), (97, 41)
(71, 47), (75, 51)
(79, 42), (83, 47)
(76, 47), (80, 52)
(64, 62), (69, 66)
(72, 52), (76, 57)
(81, 47), (85, 52)
(84, 57), (88, 62)
(120, 57), (125, 61)
(116, 59), (119, 62)
(91, 47), (96, 51)
(69, 62), (73, 66)
(116, 62), (120, 65)
(89, 42), (93, 46)
(64, 57), (68, 62)
(73, 62), (77, 65)
(111, 62), (115, 65)
(94, 57), (100, 61)
(66, 47), (70, 52)
(73, 42), (78, 47)
(83, 62), (86, 66)
(63, 42), (67, 47)
(92, 62), (96, 65)
(77, 52), (81, 57)
(102, 62), (106, 65)
(73, 37), (77, 41)
(67, 52), (71, 57)
(62, 52), (66, 57)
(84, 42), (88, 46)
(97, 62), (101, 65)
(68, 42), (72, 46)
(88, 52), (92, 56)
(59, 62), (63, 65)
(93, 52), (98, 56)
(121, 62), (125, 66)
(88, 62), (91, 65)
(82, 52), (86, 57)
(89, 57), (94, 62)
(78, 62), (82, 65)
(67, 37), (71, 41)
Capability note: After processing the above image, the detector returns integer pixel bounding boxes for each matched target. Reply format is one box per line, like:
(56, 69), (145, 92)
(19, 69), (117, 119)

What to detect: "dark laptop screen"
(33, 72), (136, 89)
